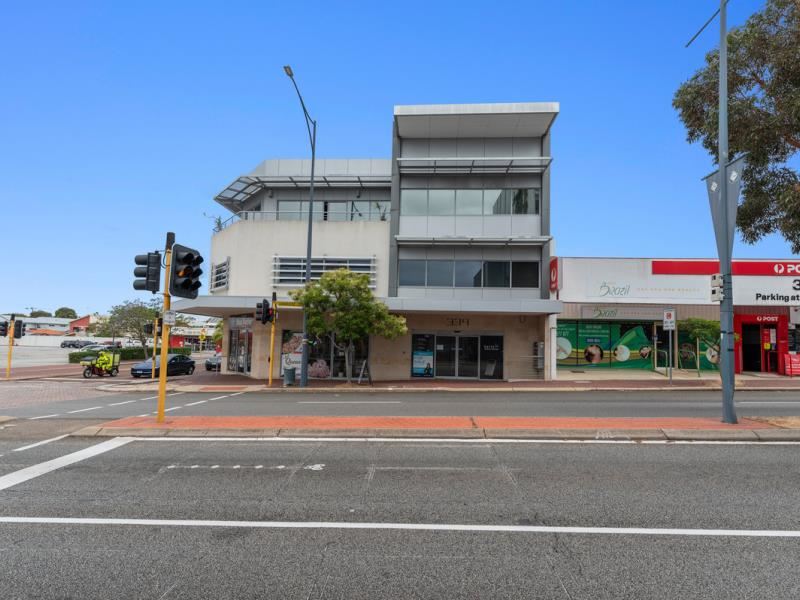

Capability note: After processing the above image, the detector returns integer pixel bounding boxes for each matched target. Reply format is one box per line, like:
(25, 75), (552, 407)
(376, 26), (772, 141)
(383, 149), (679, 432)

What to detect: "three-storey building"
(174, 102), (562, 381)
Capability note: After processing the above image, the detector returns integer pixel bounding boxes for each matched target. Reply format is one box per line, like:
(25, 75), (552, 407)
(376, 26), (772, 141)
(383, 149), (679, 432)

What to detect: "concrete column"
(544, 313), (558, 380)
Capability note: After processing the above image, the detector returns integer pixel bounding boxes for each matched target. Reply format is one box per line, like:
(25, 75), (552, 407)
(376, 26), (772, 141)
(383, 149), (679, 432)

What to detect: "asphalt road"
(0, 436), (798, 598)
(1, 382), (800, 423)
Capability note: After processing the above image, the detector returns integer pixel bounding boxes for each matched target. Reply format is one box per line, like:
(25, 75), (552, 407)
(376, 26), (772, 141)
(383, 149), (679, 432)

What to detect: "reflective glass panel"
(401, 190), (427, 215)
(511, 261), (540, 287)
(454, 261), (483, 287)
(484, 261), (511, 287)
(426, 260), (454, 286)
(456, 190), (483, 215)
(428, 190), (455, 215)
(484, 190), (510, 214)
(398, 260), (426, 286)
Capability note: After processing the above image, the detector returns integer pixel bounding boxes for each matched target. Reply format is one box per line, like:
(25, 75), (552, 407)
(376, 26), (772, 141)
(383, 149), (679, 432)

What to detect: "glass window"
(350, 201), (370, 221)
(278, 201), (301, 220)
(456, 190), (483, 215)
(484, 261), (511, 287)
(325, 202), (347, 221)
(454, 261), (483, 287)
(511, 261), (540, 287)
(372, 201), (390, 221)
(426, 260), (454, 287)
(427, 190), (455, 215)
(484, 190), (510, 215)
(511, 189), (540, 215)
(401, 190), (427, 215)
(398, 260), (426, 286)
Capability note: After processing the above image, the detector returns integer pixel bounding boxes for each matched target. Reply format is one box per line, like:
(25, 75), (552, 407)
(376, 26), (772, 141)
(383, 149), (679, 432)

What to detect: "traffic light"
(169, 244), (204, 299)
(256, 299), (272, 324)
(0, 321), (7, 337)
(13, 321), (25, 338)
(156, 318), (164, 337)
(133, 252), (162, 293)
(143, 322), (154, 335)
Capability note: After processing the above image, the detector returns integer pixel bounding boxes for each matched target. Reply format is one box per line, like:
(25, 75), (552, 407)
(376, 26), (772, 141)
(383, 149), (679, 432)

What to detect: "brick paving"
(0, 380), (114, 411)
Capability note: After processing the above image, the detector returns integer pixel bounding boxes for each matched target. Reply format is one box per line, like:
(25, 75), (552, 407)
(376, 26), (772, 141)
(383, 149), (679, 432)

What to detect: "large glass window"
(511, 261), (540, 287)
(400, 190), (427, 215)
(456, 189), (483, 215)
(427, 190), (455, 216)
(372, 201), (390, 221)
(426, 260), (454, 286)
(484, 190), (510, 215)
(278, 201), (301, 220)
(398, 260), (426, 286)
(484, 261), (511, 287)
(349, 201), (371, 221)
(511, 189), (540, 215)
(454, 261), (483, 287)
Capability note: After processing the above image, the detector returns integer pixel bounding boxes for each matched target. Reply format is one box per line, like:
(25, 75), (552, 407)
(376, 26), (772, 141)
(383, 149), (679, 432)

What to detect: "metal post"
(151, 318), (158, 380)
(5, 317), (15, 380)
(157, 237), (173, 423)
(300, 121), (316, 387)
(718, 0), (737, 423)
(668, 328), (673, 385)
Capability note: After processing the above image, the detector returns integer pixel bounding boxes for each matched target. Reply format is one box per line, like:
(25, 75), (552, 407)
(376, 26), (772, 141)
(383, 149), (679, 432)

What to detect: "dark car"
(131, 354), (196, 378)
(61, 339), (81, 348)
(205, 353), (222, 371)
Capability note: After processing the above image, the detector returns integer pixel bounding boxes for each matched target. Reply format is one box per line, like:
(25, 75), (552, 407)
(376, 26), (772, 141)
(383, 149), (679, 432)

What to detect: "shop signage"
(446, 317), (470, 327)
(786, 354), (800, 376)
(580, 305), (668, 321)
(653, 260), (800, 276)
(229, 317), (253, 329)
(549, 257), (562, 292)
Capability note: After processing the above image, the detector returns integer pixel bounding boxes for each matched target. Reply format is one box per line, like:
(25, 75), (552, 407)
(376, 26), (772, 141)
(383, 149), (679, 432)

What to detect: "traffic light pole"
(157, 242), (173, 423)
(5, 319), (15, 380)
(151, 318), (158, 380)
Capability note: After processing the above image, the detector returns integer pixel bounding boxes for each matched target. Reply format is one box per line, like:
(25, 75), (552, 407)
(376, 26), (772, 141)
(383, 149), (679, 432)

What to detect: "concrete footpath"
(73, 415), (800, 441)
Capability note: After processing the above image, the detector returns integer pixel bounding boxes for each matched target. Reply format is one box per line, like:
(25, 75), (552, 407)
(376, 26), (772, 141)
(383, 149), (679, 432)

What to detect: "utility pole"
(156, 233), (174, 423)
(5, 315), (15, 380)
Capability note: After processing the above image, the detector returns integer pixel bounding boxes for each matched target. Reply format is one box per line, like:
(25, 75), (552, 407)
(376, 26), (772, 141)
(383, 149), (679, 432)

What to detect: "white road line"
(168, 392), (186, 397)
(740, 401), (800, 405)
(207, 395), (230, 401)
(184, 400), (207, 406)
(136, 414), (149, 418)
(108, 400), (137, 407)
(0, 438), (133, 492)
(297, 401), (402, 404)
(0, 516), (796, 538)
(28, 414), (60, 420)
(164, 407), (182, 412)
(67, 406), (103, 414)
(12, 435), (69, 452)
(228, 392), (245, 397)
(132, 436), (800, 446)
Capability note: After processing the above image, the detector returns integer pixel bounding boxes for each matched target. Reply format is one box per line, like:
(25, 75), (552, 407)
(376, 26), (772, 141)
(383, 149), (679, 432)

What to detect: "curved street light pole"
(284, 65), (316, 388)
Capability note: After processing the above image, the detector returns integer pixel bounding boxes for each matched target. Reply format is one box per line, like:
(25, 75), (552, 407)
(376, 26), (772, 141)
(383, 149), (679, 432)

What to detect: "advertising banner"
(411, 334), (434, 377)
(557, 321), (656, 369)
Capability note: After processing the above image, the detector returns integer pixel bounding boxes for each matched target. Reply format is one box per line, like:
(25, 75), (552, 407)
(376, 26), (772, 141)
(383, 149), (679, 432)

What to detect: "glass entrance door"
(435, 336), (456, 377)
(228, 329), (252, 375)
(457, 336), (479, 377)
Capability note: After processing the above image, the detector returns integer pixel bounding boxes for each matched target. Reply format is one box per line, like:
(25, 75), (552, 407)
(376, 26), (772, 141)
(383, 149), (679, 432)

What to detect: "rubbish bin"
(283, 367), (296, 386)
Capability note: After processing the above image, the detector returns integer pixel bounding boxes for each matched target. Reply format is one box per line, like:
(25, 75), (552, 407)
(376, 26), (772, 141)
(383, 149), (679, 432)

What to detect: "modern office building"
(174, 102), (563, 381)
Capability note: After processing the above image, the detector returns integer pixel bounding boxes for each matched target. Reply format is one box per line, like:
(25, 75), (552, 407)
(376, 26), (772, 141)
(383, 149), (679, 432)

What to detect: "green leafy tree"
(29, 310), (52, 317)
(673, 0), (800, 251)
(212, 320), (223, 344)
(54, 307), (78, 319)
(679, 318), (721, 350)
(99, 299), (161, 349)
(290, 269), (407, 381)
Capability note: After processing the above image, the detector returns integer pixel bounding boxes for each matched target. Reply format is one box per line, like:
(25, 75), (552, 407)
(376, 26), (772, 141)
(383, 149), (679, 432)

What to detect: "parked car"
(76, 340), (96, 348)
(101, 341), (122, 348)
(61, 339), (81, 348)
(131, 354), (196, 378)
(205, 353), (222, 371)
(79, 344), (109, 354)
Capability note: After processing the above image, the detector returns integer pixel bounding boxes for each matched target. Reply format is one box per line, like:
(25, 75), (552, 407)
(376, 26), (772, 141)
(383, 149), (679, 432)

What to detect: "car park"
(131, 354), (196, 378)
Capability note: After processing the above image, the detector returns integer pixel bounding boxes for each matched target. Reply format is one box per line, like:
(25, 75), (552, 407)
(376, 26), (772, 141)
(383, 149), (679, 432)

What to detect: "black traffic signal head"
(133, 252), (162, 293)
(169, 244), (204, 299)
(0, 321), (7, 337)
(156, 318), (164, 337)
(143, 322), (154, 335)
(13, 321), (25, 338)
(256, 299), (271, 324)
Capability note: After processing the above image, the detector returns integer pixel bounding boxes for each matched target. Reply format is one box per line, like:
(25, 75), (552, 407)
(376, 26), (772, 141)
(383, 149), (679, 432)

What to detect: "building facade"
(174, 102), (562, 381)
(554, 257), (800, 375)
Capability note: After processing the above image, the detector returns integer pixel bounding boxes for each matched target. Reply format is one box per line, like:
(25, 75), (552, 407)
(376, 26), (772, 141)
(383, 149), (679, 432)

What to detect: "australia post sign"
(559, 258), (800, 306)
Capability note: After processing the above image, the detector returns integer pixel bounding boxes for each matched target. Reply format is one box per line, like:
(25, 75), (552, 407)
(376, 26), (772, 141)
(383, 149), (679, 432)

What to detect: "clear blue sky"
(0, 0), (790, 316)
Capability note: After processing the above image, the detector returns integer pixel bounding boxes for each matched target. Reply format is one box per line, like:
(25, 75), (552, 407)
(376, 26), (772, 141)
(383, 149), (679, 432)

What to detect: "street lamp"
(284, 65), (317, 388)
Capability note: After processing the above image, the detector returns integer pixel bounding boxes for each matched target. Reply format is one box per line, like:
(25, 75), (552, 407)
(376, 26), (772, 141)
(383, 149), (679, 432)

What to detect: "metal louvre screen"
(272, 256), (376, 289)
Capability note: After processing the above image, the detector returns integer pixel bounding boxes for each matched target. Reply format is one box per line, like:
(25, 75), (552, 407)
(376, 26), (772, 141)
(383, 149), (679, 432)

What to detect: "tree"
(212, 320), (223, 344)
(54, 307), (78, 319)
(102, 299), (160, 350)
(673, 0), (800, 251)
(29, 310), (52, 317)
(679, 318), (722, 352)
(290, 269), (407, 382)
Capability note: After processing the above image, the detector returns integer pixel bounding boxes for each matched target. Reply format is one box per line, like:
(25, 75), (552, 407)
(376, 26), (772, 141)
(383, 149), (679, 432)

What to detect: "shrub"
(68, 346), (192, 363)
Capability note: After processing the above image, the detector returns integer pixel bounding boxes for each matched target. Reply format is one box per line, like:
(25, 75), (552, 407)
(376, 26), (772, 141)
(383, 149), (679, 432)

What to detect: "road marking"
(137, 414), (149, 418)
(0, 438), (133, 491)
(0, 516), (797, 538)
(297, 400), (403, 405)
(108, 400), (137, 406)
(67, 406), (103, 414)
(740, 401), (800, 405)
(207, 395), (230, 401)
(168, 392), (186, 397)
(28, 414), (60, 420)
(140, 396), (158, 401)
(228, 392), (244, 397)
(164, 407), (182, 412)
(131, 436), (800, 446)
(184, 400), (207, 406)
(12, 435), (69, 452)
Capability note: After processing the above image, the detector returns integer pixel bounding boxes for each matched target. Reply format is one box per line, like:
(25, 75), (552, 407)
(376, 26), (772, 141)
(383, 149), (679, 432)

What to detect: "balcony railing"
(215, 208), (390, 233)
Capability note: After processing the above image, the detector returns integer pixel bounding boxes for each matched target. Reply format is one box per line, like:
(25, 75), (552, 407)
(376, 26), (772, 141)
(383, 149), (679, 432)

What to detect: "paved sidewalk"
(73, 414), (800, 441)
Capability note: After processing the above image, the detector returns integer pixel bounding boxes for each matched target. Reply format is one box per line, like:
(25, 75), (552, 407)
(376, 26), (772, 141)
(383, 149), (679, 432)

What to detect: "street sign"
(162, 310), (177, 326)
(663, 309), (676, 331)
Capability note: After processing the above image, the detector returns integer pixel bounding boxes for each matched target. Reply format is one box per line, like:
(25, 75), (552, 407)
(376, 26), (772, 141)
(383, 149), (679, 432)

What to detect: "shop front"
(410, 333), (504, 379)
(734, 311), (789, 374)
(227, 316), (253, 375)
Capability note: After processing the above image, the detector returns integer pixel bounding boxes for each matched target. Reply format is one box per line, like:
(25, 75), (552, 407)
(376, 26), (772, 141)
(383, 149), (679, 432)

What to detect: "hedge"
(68, 347), (192, 364)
